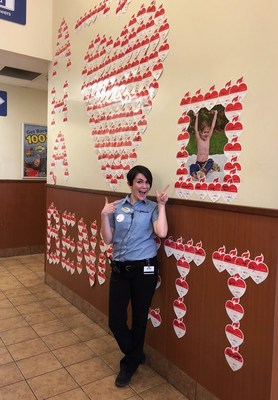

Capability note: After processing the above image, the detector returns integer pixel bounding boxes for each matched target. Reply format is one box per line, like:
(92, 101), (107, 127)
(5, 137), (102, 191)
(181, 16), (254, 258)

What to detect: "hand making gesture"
(101, 197), (120, 216)
(155, 184), (170, 205)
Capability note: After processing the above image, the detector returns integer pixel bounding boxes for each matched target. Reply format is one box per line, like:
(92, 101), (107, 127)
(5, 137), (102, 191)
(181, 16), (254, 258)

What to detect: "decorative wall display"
(164, 236), (206, 338)
(49, 131), (69, 184)
(50, 82), (69, 127)
(80, 1), (170, 190)
(46, 203), (112, 288)
(116, 0), (133, 16)
(23, 123), (47, 179)
(75, 0), (112, 31)
(175, 78), (247, 203)
(212, 246), (269, 371)
(52, 18), (71, 78)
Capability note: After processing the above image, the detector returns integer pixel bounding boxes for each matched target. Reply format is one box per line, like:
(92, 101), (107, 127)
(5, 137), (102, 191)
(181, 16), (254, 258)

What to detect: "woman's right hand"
(101, 197), (118, 216)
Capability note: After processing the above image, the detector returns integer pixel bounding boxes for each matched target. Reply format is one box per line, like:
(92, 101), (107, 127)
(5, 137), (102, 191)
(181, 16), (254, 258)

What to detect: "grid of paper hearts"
(52, 18), (71, 77)
(49, 131), (69, 184)
(212, 246), (269, 371)
(175, 78), (247, 203)
(75, 0), (112, 31)
(81, 2), (170, 190)
(46, 203), (113, 288)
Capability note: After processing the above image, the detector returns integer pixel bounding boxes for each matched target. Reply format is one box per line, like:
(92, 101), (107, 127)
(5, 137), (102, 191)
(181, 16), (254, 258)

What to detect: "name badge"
(144, 265), (155, 274)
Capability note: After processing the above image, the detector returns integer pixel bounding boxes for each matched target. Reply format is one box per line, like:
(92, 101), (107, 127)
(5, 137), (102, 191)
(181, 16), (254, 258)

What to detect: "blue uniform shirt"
(109, 195), (158, 261)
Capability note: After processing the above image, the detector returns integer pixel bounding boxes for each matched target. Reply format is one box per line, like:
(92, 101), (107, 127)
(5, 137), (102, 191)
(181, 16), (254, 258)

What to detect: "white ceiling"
(0, 49), (49, 91)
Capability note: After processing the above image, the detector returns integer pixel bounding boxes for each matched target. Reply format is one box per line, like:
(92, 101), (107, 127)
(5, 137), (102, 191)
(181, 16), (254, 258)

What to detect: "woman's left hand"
(156, 184), (170, 205)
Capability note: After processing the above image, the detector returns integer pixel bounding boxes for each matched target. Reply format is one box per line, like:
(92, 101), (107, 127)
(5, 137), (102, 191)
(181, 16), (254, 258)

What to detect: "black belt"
(110, 256), (157, 272)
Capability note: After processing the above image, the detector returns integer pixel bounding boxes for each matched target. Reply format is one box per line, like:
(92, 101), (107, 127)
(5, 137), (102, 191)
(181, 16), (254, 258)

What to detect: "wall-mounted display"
(23, 123), (47, 179)
(175, 78), (247, 203)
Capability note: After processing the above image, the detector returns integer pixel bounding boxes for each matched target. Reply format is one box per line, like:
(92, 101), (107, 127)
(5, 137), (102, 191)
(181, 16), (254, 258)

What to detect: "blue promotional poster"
(0, 0), (26, 25)
(23, 123), (47, 178)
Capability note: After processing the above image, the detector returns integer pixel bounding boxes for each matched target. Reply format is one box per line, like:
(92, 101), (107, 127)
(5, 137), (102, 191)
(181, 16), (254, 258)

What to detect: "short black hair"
(127, 165), (153, 188)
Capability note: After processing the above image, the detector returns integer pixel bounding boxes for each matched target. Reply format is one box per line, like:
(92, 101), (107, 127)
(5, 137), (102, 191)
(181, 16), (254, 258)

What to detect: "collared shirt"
(109, 195), (158, 261)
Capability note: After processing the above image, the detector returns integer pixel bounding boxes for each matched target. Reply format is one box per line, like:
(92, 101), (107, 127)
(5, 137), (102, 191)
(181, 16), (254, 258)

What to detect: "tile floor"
(0, 254), (188, 400)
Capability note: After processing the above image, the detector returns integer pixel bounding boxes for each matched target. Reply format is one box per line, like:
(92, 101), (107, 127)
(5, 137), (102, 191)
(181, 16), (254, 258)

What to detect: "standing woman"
(100, 165), (169, 387)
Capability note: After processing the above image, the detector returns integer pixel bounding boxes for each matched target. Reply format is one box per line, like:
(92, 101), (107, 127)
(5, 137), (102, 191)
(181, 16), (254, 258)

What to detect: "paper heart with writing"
(175, 277), (189, 297)
(225, 298), (244, 323)
(173, 318), (186, 339)
(225, 324), (244, 348)
(224, 347), (244, 371)
(173, 298), (187, 319)
(148, 308), (162, 328)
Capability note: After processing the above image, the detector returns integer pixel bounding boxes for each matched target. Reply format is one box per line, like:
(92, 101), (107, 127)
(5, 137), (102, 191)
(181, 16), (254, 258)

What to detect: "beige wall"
(0, 83), (47, 179)
(49, 0), (278, 209)
(0, 0), (52, 61)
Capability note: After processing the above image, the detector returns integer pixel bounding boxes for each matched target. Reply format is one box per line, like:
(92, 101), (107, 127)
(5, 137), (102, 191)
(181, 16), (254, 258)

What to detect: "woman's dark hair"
(127, 165), (153, 188)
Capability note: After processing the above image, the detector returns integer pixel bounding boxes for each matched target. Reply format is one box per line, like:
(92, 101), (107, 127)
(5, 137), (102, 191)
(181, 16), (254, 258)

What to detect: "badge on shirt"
(121, 207), (132, 214)
(116, 214), (125, 222)
(144, 265), (155, 274)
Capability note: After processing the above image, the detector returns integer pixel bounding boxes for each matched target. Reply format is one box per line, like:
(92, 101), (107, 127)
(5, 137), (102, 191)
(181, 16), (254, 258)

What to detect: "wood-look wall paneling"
(45, 185), (278, 400)
(0, 180), (46, 250)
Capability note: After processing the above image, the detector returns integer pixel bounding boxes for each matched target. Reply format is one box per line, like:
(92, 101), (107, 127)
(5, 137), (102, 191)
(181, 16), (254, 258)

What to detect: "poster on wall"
(22, 123), (47, 179)
(0, 0), (26, 25)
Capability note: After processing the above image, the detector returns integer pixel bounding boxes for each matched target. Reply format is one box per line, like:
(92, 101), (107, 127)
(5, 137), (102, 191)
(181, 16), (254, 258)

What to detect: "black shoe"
(115, 368), (133, 388)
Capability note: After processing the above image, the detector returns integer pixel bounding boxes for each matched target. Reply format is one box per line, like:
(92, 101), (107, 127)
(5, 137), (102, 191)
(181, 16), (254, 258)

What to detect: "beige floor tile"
(17, 351), (62, 379)
(0, 326), (38, 346)
(27, 284), (56, 296)
(0, 306), (20, 320)
(34, 289), (61, 301)
(0, 292), (6, 300)
(11, 271), (37, 280)
(27, 368), (78, 400)
(72, 323), (107, 341)
(4, 287), (32, 298)
(42, 297), (70, 309)
(0, 259), (21, 267)
(8, 294), (38, 306)
(8, 337), (49, 361)
(47, 387), (90, 399)
(0, 298), (13, 309)
(66, 357), (114, 386)
(17, 256), (39, 264)
(130, 364), (166, 394)
(16, 302), (48, 315)
(139, 382), (189, 400)
(51, 304), (81, 318)
(41, 329), (81, 350)
(32, 319), (68, 337)
(86, 334), (119, 356)
(0, 380), (37, 400)
(0, 362), (24, 388)
(53, 342), (96, 367)
(24, 309), (57, 325)
(18, 277), (43, 287)
(100, 349), (123, 372)
(0, 346), (13, 365)
(0, 281), (25, 292)
(60, 313), (92, 329)
(0, 315), (28, 333)
(83, 374), (135, 400)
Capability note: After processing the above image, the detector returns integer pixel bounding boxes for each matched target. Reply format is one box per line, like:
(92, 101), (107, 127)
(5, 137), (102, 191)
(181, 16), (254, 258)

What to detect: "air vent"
(0, 66), (41, 81)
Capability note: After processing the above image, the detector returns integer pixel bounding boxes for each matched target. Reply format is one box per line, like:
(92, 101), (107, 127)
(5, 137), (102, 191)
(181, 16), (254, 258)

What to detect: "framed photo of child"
(175, 78), (247, 203)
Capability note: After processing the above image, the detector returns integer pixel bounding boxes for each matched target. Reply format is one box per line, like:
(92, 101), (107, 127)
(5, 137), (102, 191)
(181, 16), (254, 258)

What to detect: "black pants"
(108, 258), (158, 372)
